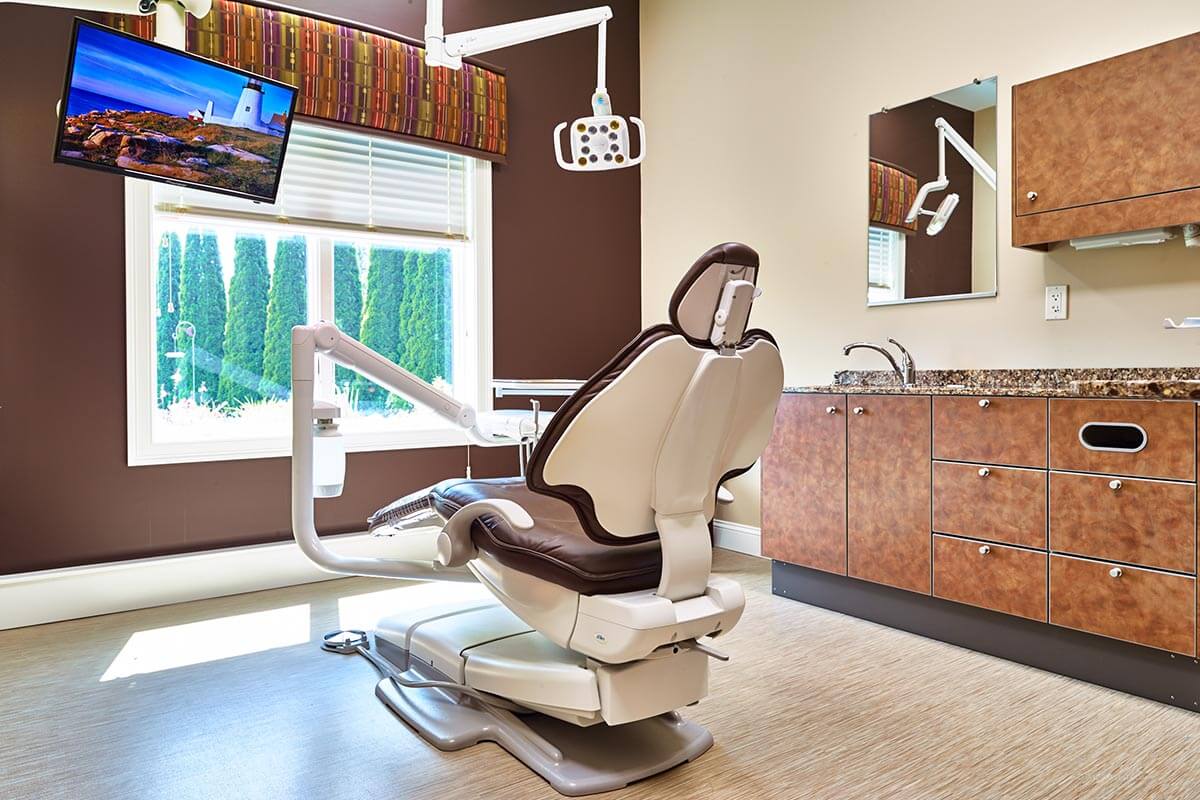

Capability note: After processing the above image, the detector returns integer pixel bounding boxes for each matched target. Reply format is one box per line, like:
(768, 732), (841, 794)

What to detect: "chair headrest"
(667, 242), (760, 347)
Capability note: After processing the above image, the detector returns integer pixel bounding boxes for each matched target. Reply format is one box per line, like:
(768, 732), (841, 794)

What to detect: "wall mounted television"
(54, 19), (299, 203)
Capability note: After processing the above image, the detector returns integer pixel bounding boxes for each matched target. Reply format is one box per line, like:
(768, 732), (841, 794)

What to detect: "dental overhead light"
(423, 1), (644, 172)
(904, 116), (997, 236)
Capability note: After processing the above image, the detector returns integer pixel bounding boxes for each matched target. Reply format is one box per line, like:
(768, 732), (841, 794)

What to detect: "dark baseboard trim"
(772, 560), (1200, 712)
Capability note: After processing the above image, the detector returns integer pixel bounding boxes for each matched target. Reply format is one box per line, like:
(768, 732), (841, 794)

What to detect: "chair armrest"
(437, 499), (534, 568)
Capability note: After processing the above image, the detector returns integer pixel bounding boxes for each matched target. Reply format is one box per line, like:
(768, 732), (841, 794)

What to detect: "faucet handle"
(886, 337), (913, 366)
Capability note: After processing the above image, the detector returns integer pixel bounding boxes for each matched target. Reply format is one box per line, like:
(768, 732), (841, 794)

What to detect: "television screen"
(55, 19), (298, 203)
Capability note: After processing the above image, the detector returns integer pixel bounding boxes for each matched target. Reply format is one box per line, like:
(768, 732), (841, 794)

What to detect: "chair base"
(374, 659), (713, 797)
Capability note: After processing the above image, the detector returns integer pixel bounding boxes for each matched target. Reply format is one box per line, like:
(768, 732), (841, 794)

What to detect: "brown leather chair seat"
(429, 478), (662, 595)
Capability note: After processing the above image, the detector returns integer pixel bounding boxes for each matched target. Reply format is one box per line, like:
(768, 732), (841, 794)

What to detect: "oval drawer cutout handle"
(978, 545), (990, 555)
(978, 467), (990, 477)
(978, 399), (990, 408)
(852, 406), (865, 415)
(1078, 422), (1147, 453)
(825, 406), (838, 415)
(1109, 567), (1123, 579)
(1109, 479), (1123, 491)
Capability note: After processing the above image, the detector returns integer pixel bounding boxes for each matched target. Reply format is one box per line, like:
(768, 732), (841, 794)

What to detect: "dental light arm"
(905, 116), (997, 233)
(291, 322), (532, 581)
(423, 0), (643, 172)
(424, 0), (611, 70)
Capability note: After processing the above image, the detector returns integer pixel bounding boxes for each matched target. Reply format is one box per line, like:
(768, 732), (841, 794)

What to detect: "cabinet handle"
(1027, 191), (1038, 201)
(852, 407), (865, 415)
(1109, 479), (1123, 491)
(978, 398), (990, 408)
(979, 545), (990, 555)
(978, 467), (990, 477)
(825, 406), (838, 415)
(1109, 567), (1123, 578)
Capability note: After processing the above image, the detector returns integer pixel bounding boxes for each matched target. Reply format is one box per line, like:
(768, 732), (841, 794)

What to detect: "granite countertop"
(786, 368), (1200, 400)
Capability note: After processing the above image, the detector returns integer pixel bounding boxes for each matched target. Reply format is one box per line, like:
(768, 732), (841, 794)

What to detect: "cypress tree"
(261, 236), (308, 398)
(355, 246), (405, 410)
(155, 232), (182, 408)
(333, 243), (362, 389)
(217, 235), (270, 406)
(177, 229), (226, 403)
(437, 249), (453, 382)
(397, 249), (442, 383)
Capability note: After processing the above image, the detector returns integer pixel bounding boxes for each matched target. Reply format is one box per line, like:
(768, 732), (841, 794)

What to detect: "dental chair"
(290, 243), (783, 796)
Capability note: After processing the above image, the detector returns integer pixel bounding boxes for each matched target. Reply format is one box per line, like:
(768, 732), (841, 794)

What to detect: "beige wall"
(641, 0), (1200, 527)
(972, 105), (997, 293)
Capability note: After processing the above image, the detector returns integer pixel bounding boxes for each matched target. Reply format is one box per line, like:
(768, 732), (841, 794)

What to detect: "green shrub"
(218, 235), (270, 406)
(261, 236), (308, 398)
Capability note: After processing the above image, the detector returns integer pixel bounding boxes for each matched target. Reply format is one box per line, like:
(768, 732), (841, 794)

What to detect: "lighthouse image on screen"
(55, 20), (297, 201)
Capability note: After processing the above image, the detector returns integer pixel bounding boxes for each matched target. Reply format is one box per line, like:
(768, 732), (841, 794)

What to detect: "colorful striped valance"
(869, 159), (918, 234)
(105, 1), (507, 162)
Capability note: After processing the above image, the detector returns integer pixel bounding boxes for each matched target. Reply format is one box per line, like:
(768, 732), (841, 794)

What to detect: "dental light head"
(904, 116), (996, 236)
(423, 2), (644, 173)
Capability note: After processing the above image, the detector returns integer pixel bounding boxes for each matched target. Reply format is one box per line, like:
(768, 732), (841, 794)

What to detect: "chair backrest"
(526, 243), (783, 544)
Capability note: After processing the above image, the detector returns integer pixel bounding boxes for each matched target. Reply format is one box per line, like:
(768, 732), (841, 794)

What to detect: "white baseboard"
(0, 531), (386, 631)
(713, 520), (762, 558)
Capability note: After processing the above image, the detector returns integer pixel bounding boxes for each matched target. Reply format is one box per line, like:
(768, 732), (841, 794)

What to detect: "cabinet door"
(847, 395), (932, 593)
(1013, 32), (1200, 217)
(761, 393), (847, 574)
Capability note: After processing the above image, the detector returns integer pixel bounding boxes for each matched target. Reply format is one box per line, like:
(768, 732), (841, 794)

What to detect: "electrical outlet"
(1045, 284), (1068, 320)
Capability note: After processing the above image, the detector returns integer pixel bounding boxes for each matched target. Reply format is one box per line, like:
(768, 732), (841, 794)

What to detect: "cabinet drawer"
(933, 396), (1047, 468)
(1049, 555), (1195, 655)
(934, 535), (1047, 621)
(1049, 472), (1195, 573)
(1049, 399), (1194, 480)
(933, 461), (1046, 548)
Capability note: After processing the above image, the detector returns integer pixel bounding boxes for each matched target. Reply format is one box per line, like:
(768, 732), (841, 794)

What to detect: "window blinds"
(153, 121), (471, 239)
(867, 226), (901, 290)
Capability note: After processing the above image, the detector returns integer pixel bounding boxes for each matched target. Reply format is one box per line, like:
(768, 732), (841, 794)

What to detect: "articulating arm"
(290, 323), (533, 580)
(905, 116), (997, 225)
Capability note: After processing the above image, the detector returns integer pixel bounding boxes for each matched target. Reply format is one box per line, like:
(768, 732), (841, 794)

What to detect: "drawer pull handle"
(1109, 567), (1123, 578)
(978, 467), (990, 477)
(1079, 422), (1147, 453)
(1109, 479), (1123, 491)
(978, 398), (990, 408)
(979, 545), (990, 555)
(852, 407), (865, 415)
(1027, 191), (1038, 201)
(825, 406), (838, 415)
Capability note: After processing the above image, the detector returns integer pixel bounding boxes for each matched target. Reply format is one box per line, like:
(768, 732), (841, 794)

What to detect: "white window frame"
(867, 225), (906, 306)
(124, 160), (493, 467)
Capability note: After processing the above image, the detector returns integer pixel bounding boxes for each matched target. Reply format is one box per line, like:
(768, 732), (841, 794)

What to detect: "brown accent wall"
(0, 0), (641, 575)
(869, 98), (974, 299)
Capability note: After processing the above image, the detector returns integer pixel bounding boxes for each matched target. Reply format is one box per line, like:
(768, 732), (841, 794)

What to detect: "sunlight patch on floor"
(100, 604), (311, 681)
(337, 582), (493, 631)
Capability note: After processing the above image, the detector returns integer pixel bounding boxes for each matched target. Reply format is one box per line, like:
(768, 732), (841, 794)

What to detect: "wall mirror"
(867, 77), (997, 306)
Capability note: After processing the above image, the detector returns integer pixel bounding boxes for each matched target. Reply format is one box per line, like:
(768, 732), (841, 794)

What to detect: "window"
(867, 226), (905, 304)
(126, 121), (492, 465)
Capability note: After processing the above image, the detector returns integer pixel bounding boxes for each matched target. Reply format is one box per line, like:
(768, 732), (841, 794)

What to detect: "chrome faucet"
(842, 338), (917, 386)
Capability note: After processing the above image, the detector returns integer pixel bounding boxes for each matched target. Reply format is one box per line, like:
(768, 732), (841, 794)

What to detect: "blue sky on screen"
(70, 24), (293, 120)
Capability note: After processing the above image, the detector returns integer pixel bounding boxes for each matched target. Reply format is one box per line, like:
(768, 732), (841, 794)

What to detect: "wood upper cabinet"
(1049, 399), (1195, 481)
(761, 394), (847, 574)
(933, 396), (1047, 468)
(846, 394), (932, 594)
(1013, 32), (1200, 248)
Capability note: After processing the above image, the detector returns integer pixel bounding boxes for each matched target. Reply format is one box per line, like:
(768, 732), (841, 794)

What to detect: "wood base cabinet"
(761, 394), (847, 574)
(846, 395), (931, 594)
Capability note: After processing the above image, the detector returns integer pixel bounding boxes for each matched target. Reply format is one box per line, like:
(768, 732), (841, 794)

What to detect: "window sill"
(128, 427), (479, 467)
